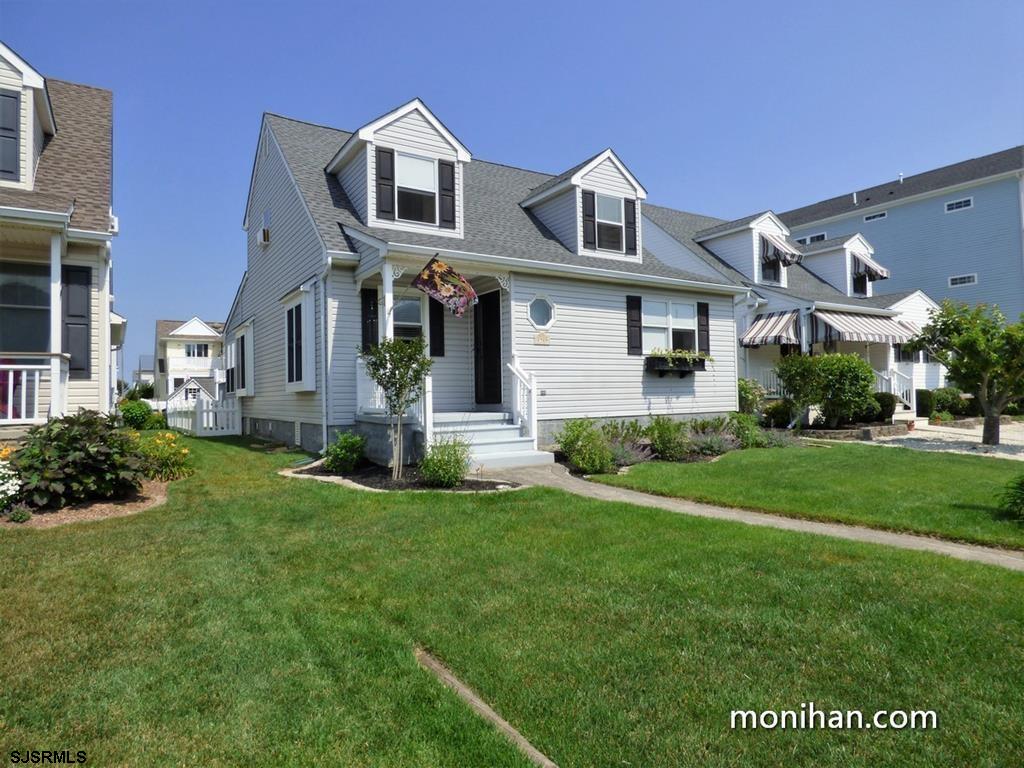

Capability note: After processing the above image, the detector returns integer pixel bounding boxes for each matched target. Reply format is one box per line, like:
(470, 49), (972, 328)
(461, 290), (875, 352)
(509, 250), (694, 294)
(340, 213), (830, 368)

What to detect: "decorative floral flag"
(411, 256), (478, 317)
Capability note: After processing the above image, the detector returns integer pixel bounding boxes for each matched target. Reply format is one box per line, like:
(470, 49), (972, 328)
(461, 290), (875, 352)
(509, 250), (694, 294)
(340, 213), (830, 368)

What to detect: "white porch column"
(419, 296), (433, 445)
(381, 260), (394, 340)
(49, 232), (63, 417)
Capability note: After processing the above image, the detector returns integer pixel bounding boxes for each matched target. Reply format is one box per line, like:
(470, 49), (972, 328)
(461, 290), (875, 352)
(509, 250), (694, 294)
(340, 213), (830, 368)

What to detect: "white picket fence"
(166, 399), (241, 437)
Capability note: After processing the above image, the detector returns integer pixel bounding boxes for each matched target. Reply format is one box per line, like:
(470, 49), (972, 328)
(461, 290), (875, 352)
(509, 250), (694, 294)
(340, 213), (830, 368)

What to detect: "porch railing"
(0, 353), (69, 425)
(757, 369), (786, 399)
(874, 368), (915, 412)
(356, 359), (434, 441)
(507, 357), (537, 449)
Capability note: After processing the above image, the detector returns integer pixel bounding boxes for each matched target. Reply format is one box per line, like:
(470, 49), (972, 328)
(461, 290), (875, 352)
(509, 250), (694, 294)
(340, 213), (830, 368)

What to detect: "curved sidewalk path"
(494, 464), (1024, 572)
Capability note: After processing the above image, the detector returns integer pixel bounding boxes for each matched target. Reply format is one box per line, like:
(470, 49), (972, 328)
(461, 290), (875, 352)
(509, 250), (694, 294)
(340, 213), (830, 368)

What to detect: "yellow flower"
(181, 448), (189, 455)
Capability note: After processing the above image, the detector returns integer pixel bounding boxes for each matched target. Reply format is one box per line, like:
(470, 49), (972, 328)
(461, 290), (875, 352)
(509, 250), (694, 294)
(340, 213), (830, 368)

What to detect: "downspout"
(319, 254), (332, 453)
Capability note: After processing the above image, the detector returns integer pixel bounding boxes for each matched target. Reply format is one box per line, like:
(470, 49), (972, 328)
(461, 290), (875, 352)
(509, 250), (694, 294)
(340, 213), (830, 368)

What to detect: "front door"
(474, 291), (502, 404)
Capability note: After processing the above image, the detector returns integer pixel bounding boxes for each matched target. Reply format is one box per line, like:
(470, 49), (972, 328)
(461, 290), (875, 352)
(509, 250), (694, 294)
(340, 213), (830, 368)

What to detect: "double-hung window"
(595, 193), (624, 252)
(228, 324), (253, 396)
(851, 272), (868, 296)
(641, 299), (697, 354)
(395, 153), (437, 224)
(0, 261), (49, 353)
(393, 298), (423, 339)
(185, 343), (209, 358)
(284, 287), (314, 392)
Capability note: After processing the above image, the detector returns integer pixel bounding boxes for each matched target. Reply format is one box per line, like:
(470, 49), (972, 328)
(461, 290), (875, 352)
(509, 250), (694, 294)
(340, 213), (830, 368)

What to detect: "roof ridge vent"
(898, 172), (904, 184)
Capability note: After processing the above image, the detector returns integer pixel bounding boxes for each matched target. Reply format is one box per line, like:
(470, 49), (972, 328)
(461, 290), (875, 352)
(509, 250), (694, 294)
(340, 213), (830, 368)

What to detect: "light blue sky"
(3, 0), (1022, 373)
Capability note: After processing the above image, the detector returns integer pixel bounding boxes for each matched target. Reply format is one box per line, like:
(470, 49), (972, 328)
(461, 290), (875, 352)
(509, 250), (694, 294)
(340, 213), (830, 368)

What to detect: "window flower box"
(644, 355), (707, 378)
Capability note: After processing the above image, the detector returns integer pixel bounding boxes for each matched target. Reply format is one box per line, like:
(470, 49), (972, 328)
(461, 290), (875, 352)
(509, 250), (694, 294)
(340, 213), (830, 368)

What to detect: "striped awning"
(741, 310), (801, 347)
(851, 252), (891, 280)
(760, 233), (802, 266)
(813, 310), (918, 344)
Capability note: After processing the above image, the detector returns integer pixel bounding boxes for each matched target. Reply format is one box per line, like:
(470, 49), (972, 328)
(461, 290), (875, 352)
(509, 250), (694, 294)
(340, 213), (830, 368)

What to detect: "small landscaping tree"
(774, 354), (820, 428)
(360, 335), (433, 479)
(909, 301), (1024, 445)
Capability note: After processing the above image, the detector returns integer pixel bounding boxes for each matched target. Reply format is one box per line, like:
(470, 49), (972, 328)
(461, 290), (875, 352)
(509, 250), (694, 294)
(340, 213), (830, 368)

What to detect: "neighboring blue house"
(779, 146), (1024, 320)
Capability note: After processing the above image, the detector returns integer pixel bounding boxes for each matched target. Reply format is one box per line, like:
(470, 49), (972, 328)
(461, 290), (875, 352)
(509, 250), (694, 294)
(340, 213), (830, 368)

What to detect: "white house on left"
(0, 42), (124, 436)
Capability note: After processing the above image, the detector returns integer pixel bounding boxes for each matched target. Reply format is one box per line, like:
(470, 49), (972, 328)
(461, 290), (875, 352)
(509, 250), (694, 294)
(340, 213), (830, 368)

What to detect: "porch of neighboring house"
(741, 307), (931, 415)
(0, 225), (74, 437)
(353, 257), (553, 470)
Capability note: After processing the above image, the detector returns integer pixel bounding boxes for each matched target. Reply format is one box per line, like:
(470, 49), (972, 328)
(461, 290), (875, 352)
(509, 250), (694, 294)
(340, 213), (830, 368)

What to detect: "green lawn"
(594, 443), (1024, 549)
(1, 438), (1023, 767)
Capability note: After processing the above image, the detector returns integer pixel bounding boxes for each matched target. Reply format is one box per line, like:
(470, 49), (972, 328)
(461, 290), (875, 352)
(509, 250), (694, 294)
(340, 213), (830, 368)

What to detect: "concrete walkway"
(494, 463), (1024, 572)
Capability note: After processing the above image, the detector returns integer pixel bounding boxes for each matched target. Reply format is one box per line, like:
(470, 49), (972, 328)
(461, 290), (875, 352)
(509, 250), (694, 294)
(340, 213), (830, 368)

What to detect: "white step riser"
(470, 451), (555, 471)
(468, 437), (537, 456)
(434, 425), (523, 441)
(433, 413), (512, 426)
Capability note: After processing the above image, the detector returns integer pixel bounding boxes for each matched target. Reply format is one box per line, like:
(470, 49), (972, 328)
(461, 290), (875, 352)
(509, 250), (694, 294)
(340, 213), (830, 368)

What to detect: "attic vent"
(945, 197), (973, 213)
(863, 211), (887, 222)
(948, 273), (977, 287)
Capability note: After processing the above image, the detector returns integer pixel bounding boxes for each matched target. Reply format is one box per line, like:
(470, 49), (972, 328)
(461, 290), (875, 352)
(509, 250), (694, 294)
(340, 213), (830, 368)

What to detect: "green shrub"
(916, 389), (935, 417)
(134, 382), (155, 399)
(738, 378), (766, 415)
(120, 399), (152, 429)
(556, 419), (596, 458)
(1000, 475), (1024, 521)
(728, 413), (775, 449)
(933, 387), (965, 415)
(143, 411), (167, 430)
(931, 411), (956, 423)
(13, 411), (145, 509)
(569, 430), (615, 474)
(763, 399), (796, 428)
(644, 416), (690, 461)
(814, 354), (877, 428)
(600, 419), (646, 445)
(139, 431), (195, 482)
(873, 392), (898, 422)
(7, 503), (31, 523)
(775, 355), (821, 415)
(689, 418), (740, 456)
(323, 431), (367, 474)
(419, 436), (470, 488)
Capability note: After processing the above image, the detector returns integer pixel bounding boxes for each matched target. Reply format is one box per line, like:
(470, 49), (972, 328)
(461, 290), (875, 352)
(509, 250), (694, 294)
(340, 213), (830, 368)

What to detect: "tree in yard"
(774, 354), (820, 428)
(360, 335), (433, 479)
(909, 301), (1024, 445)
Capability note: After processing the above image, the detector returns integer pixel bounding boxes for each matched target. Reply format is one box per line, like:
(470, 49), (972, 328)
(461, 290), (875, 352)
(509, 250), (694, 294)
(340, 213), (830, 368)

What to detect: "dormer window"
(761, 259), (781, 283)
(395, 153), (437, 224)
(852, 273), (868, 296)
(595, 193), (624, 252)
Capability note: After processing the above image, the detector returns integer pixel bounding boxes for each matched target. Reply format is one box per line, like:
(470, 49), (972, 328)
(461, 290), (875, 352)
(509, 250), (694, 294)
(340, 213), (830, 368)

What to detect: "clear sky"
(2, 0), (1022, 374)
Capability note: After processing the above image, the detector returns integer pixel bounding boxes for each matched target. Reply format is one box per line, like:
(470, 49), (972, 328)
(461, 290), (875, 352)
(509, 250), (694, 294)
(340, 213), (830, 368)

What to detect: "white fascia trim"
(693, 211), (786, 243)
(0, 43), (45, 89)
(326, 98), (472, 172)
(225, 272), (248, 330)
(0, 205), (70, 226)
(229, 317), (254, 335)
(67, 228), (114, 243)
(569, 149), (648, 200)
(800, 233), (873, 257)
(887, 289), (940, 312)
(811, 300), (899, 317)
(240, 117), (267, 229)
(169, 316), (221, 337)
(385, 241), (747, 296)
(519, 179), (574, 209)
(788, 170), (1022, 229)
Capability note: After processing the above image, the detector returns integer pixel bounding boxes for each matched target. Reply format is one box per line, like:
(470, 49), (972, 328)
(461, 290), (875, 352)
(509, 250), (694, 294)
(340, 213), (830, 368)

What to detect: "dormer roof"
(520, 148), (647, 208)
(325, 98), (471, 173)
(693, 210), (790, 241)
(798, 233), (873, 255)
(157, 317), (225, 339)
(0, 42), (55, 134)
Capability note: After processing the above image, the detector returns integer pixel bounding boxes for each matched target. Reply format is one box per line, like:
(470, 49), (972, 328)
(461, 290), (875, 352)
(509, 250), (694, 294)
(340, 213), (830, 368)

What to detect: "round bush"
(815, 354), (877, 428)
(323, 431), (366, 474)
(644, 416), (689, 461)
(873, 392), (898, 422)
(933, 387), (965, 415)
(120, 399), (152, 429)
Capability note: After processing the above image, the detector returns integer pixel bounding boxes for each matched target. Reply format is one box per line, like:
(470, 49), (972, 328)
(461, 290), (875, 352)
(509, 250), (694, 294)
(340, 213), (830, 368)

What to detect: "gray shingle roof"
(851, 290), (919, 308)
(693, 211), (771, 239)
(266, 114), (732, 286)
(796, 235), (857, 252)
(779, 145), (1024, 227)
(519, 149), (605, 203)
(0, 80), (113, 231)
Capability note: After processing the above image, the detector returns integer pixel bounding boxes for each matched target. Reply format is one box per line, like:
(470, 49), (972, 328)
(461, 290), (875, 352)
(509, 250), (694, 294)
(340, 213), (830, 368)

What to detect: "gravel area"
(874, 422), (1024, 461)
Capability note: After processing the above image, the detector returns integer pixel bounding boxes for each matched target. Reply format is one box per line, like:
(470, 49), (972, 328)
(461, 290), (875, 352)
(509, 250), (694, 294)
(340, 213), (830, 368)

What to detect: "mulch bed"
(0, 480), (169, 529)
(295, 461), (519, 492)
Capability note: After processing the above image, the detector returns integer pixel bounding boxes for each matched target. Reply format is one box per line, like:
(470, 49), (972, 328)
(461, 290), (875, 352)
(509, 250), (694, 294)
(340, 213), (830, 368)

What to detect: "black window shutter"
(286, 308), (295, 382)
(626, 295), (642, 356)
(429, 297), (445, 356)
(624, 199), (637, 254)
(697, 302), (710, 356)
(361, 288), (379, 352)
(375, 147), (395, 220)
(62, 266), (91, 379)
(438, 161), (456, 229)
(294, 303), (302, 382)
(0, 90), (18, 181)
(238, 334), (246, 389)
(582, 190), (596, 250)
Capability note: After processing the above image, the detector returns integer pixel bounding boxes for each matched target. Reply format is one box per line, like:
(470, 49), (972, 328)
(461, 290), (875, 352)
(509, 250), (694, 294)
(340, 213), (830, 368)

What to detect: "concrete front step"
(465, 435), (537, 456)
(433, 411), (512, 426)
(434, 423), (523, 441)
(470, 449), (555, 472)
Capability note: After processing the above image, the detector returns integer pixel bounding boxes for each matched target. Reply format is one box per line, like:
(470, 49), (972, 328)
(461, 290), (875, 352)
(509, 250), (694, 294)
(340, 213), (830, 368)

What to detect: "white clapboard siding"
(375, 109), (458, 158)
(702, 229), (756, 281)
(238, 122), (324, 426)
(430, 302), (475, 412)
(578, 156), (636, 197)
(511, 274), (738, 419)
(327, 266), (360, 425)
(642, 216), (727, 280)
(532, 188), (578, 252)
(801, 249), (851, 295)
(338, 148), (368, 221)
